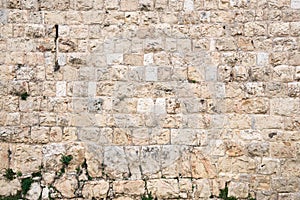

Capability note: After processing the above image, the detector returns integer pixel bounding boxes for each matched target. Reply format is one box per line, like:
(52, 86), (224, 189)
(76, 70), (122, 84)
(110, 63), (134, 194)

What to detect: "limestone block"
(145, 67), (157, 81)
(289, 51), (300, 65)
(140, 146), (160, 178)
(184, 0), (194, 11)
(160, 114), (183, 129)
(113, 128), (132, 145)
(271, 177), (300, 192)
(231, 156), (256, 173)
(113, 180), (145, 195)
(26, 182), (42, 200)
(105, 0), (119, 9)
(11, 144), (42, 174)
(161, 145), (180, 177)
(270, 98), (300, 116)
(5, 112), (20, 126)
(150, 128), (170, 145)
(82, 11), (104, 24)
(187, 66), (205, 82)
(132, 128), (149, 145)
(0, 10), (7, 24)
(290, 22), (300, 36)
(107, 53), (123, 65)
(120, 0), (139, 11)
(124, 53), (143, 66)
(154, 98), (166, 115)
(84, 143), (104, 178)
(228, 182), (249, 199)
(269, 22), (289, 36)
(257, 158), (280, 175)
(171, 129), (200, 145)
(244, 22), (267, 36)
(0, 143), (9, 170)
(270, 142), (296, 158)
(281, 160), (300, 177)
(247, 142), (269, 157)
(193, 179), (211, 198)
(291, 0), (300, 9)
(191, 148), (216, 178)
(147, 179), (179, 199)
(31, 126), (49, 144)
(54, 175), (78, 198)
(0, 179), (20, 196)
(78, 127), (113, 145)
(104, 146), (130, 179)
(137, 98), (154, 113)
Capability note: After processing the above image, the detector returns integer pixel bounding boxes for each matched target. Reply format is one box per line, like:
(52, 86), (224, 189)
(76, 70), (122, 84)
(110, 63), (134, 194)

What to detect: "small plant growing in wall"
(60, 155), (73, 166)
(21, 177), (33, 195)
(3, 168), (16, 180)
(57, 154), (73, 177)
(141, 192), (156, 200)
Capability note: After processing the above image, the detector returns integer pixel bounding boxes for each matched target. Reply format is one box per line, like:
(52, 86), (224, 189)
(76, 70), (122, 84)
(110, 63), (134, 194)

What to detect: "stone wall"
(0, 0), (299, 199)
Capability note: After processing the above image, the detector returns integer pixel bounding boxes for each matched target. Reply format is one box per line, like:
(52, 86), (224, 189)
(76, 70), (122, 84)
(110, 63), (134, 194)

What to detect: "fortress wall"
(0, 0), (299, 199)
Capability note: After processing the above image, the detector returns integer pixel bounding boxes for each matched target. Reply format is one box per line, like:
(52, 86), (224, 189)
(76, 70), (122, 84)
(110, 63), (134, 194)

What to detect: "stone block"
(184, 0), (194, 11)
(228, 182), (249, 199)
(193, 179), (211, 198)
(291, 0), (300, 9)
(82, 180), (109, 199)
(147, 179), (179, 199)
(124, 53), (143, 66)
(107, 53), (123, 65)
(10, 144), (42, 174)
(113, 180), (145, 195)
(145, 67), (157, 81)
(120, 0), (139, 11)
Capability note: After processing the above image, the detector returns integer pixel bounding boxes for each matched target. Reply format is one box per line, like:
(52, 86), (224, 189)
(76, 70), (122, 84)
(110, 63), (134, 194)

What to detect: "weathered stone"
(26, 182), (42, 200)
(0, 179), (20, 196)
(82, 180), (109, 199)
(147, 179), (179, 199)
(11, 144), (42, 174)
(113, 180), (145, 195)
(54, 175), (78, 198)
(228, 182), (249, 199)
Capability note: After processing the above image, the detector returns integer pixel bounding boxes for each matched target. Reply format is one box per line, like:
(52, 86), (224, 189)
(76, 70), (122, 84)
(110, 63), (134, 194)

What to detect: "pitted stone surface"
(0, 0), (299, 199)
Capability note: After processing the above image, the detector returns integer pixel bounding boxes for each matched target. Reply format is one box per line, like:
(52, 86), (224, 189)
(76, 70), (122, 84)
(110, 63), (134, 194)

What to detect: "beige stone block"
(269, 22), (289, 36)
(5, 112), (20, 126)
(63, 127), (78, 141)
(271, 177), (300, 192)
(270, 142), (297, 158)
(113, 180), (145, 195)
(113, 128), (132, 145)
(54, 175), (77, 198)
(0, 179), (21, 196)
(244, 22), (267, 36)
(31, 126), (49, 144)
(193, 179), (211, 198)
(226, 114), (251, 129)
(50, 127), (63, 142)
(289, 51), (300, 66)
(120, 0), (139, 11)
(150, 128), (170, 145)
(82, 180), (109, 199)
(124, 53), (143, 66)
(0, 143), (9, 170)
(104, 0), (119, 9)
(147, 179), (179, 199)
(191, 150), (216, 178)
(257, 158), (280, 175)
(231, 156), (256, 173)
(132, 128), (149, 145)
(11, 144), (42, 174)
(271, 98), (300, 116)
(228, 182), (249, 199)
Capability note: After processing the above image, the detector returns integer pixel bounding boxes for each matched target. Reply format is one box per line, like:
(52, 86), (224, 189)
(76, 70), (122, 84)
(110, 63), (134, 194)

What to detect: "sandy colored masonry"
(0, 0), (300, 199)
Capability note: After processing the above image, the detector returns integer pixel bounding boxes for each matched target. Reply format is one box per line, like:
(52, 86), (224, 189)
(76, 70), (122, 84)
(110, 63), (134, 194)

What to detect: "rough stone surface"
(0, 0), (299, 199)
